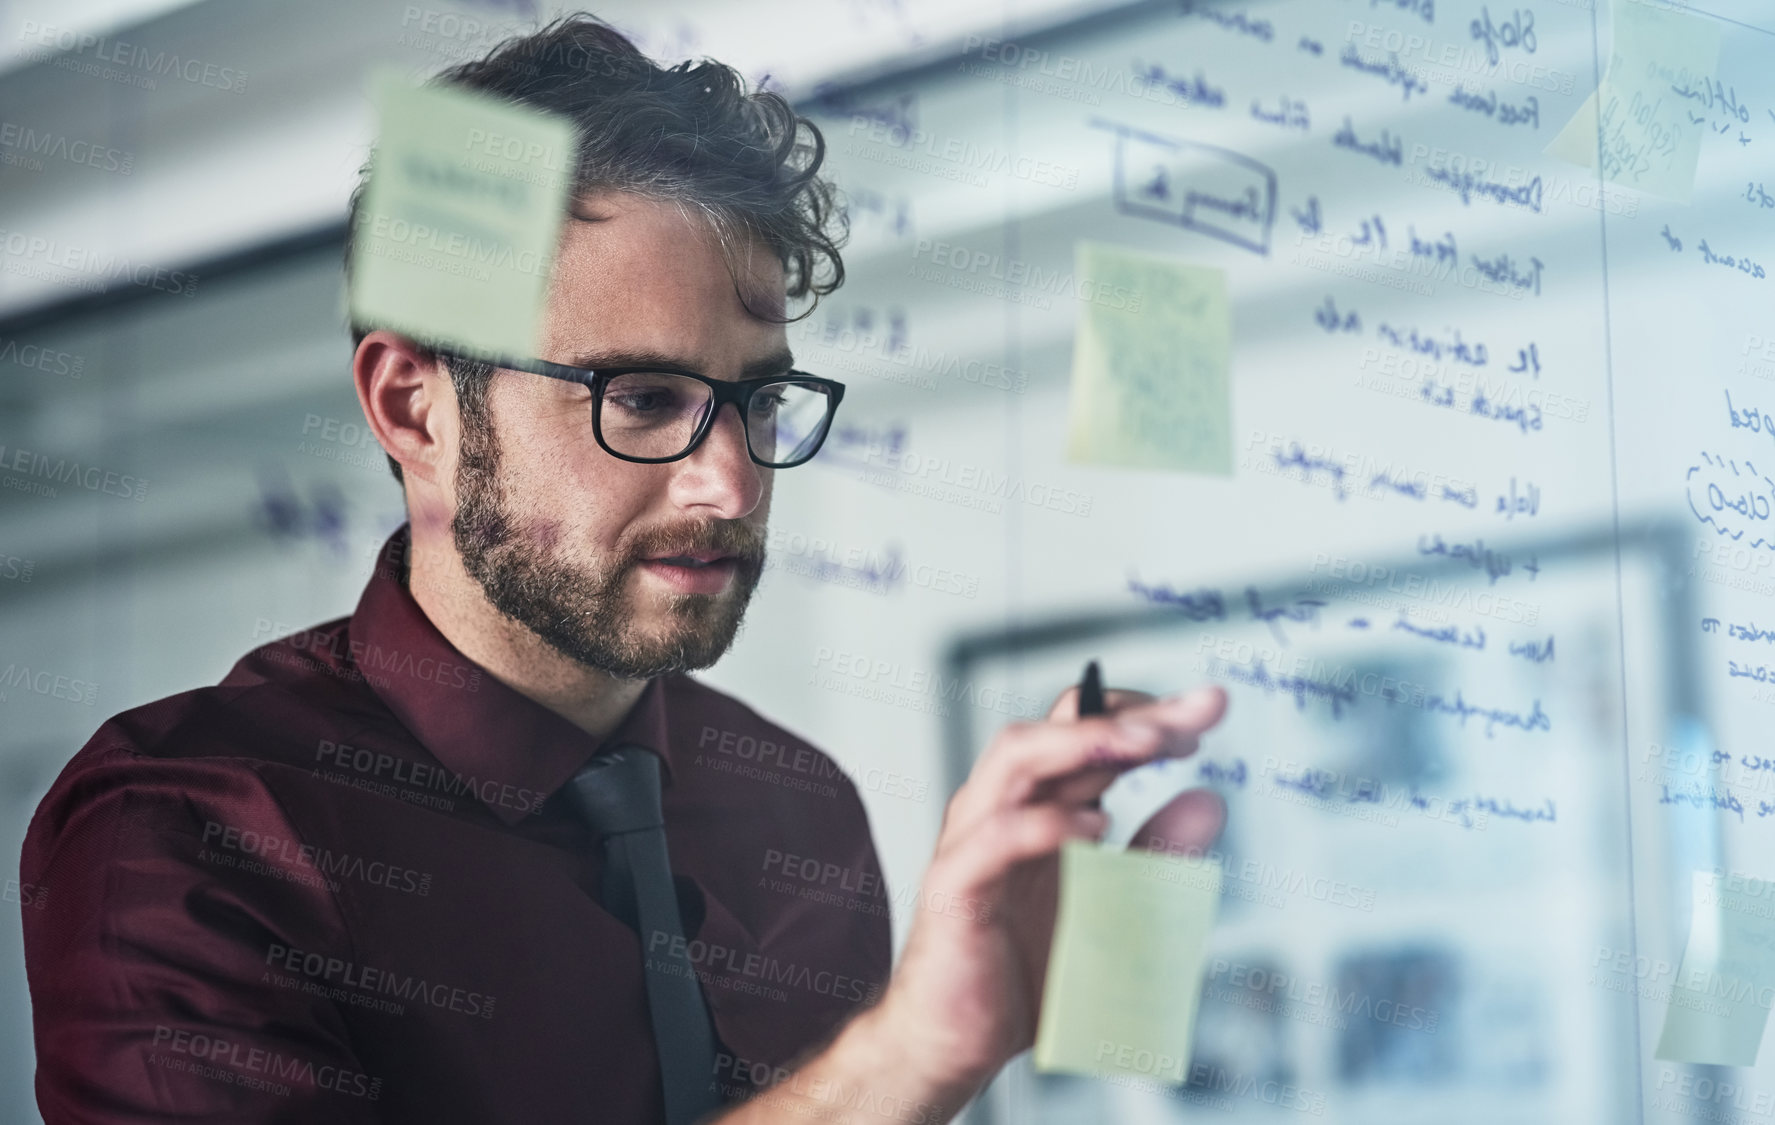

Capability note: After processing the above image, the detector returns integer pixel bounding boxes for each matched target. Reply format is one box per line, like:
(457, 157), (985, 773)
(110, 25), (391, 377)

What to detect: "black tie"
(565, 746), (724, 1125)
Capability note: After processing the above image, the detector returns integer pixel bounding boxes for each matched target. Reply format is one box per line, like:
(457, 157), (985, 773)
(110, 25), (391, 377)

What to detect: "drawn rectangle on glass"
(1099, 118), (1278, 256)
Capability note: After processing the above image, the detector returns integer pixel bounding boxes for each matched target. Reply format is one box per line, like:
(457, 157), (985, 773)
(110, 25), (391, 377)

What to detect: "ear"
(353, 331), (454, 487)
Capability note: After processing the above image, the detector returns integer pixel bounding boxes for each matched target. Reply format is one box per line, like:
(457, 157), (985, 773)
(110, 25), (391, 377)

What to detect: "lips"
(645, 551), (732, 567)
(637, 553), (743, 595)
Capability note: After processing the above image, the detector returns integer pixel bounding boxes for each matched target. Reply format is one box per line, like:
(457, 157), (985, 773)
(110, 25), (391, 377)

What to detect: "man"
(21, 15), (1227, 1123)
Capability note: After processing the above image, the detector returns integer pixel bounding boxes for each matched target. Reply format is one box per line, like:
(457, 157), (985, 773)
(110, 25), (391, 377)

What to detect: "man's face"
(449, 193), (786, 680)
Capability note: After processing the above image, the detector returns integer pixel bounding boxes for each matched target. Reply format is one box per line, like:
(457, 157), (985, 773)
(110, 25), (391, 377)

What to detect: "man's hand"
(717, 682), (1229, 1124)
(874, 683), (1228, 1102)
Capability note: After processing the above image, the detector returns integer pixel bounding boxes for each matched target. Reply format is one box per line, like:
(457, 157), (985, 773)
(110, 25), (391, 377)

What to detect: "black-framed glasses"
(432, 349), (846, 468)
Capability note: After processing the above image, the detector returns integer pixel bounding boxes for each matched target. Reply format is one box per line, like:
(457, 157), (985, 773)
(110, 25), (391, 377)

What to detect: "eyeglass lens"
(598, 372), (835, 465)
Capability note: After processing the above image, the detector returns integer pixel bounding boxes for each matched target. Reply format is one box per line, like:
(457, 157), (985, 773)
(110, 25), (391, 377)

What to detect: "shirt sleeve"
(20, 746), (386, 1123)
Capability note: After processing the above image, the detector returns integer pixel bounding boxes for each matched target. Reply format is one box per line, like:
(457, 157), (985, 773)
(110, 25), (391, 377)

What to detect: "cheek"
(551, 460), (652, 551)
(531, 520), (565, 553)
(498, 422), (643, 550)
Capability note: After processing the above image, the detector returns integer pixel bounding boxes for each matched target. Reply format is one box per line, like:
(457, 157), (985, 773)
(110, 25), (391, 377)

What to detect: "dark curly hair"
(345, 14), (848, 483)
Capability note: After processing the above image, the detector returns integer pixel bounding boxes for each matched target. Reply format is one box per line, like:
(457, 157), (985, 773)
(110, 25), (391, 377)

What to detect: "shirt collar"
(353, 524), (674, 826)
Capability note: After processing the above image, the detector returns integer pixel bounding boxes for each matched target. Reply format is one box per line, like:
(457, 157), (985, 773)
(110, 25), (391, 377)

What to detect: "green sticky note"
(350, 70), (575, 360)
(1655, 871), (1775, 1067)
(1034, 840), (1222, 1084)
(1065, 242), (1232, 475)
(1544, 0), (1721, 204)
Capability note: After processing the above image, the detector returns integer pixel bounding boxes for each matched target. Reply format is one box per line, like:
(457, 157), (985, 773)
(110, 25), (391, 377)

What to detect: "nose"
(667, 400), (765, 517)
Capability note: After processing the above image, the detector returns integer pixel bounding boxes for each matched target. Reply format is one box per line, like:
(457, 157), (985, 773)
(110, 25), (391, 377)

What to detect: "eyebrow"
(558, 348), (797, 380)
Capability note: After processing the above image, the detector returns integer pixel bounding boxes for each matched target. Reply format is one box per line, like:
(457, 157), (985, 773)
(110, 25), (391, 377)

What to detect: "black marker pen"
(1079, 659), (1106, 816)
(1077, 659), (1104, 717)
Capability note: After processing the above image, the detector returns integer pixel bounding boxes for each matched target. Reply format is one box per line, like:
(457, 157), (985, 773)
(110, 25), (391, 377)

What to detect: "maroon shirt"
(20, 526), (892, 1123)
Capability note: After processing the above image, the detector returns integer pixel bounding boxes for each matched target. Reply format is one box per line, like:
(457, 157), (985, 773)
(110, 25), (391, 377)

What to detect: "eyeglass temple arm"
(428, 348), (594, 386)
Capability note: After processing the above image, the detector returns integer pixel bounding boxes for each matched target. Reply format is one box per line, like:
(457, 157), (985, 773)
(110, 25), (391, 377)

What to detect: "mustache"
(623, 521), (767, 566)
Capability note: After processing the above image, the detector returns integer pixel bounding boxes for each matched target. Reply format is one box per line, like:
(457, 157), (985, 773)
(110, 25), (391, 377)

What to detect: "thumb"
(1128, 788), (1227, 857)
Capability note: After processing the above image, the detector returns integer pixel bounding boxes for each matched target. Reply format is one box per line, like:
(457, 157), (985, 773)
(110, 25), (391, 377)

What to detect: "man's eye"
(609, 391), (672, 413)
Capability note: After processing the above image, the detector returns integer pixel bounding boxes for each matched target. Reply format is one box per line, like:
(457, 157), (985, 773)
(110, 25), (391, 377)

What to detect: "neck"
(402, 519), (647, 745)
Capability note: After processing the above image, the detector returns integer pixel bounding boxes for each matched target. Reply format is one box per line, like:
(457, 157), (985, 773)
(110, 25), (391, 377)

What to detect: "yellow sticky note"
(1655, 871), (1775, 1067)
(350, 71), (575, 361)
(1065, 242), (1232, 475)
(1034, 840), (1222, 1084)
(1544, 0), (1721, 204)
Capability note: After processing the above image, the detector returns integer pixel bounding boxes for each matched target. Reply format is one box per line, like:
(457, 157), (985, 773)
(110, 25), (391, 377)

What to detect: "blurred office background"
(4, 0), (1773, 1122)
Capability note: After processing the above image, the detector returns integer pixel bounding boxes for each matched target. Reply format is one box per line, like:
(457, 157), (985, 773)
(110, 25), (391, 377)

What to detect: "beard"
(449, 413), (767, 681)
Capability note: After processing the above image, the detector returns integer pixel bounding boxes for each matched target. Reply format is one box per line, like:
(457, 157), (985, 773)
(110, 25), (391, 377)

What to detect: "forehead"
(537, 192), (787, 368)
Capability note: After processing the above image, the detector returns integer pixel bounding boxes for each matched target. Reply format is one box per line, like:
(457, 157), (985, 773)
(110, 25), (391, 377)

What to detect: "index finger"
(1047, 685), (1156, 721)
(1119, 685), (1228, 730)
(967, 687), (1230, 812)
